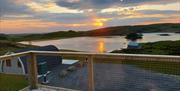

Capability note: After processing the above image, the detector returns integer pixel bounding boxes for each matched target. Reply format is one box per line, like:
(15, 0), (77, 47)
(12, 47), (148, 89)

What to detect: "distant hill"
(0, 34), (8, 40)
(1, 23), (180, 41)
(85, 23), (180, 36)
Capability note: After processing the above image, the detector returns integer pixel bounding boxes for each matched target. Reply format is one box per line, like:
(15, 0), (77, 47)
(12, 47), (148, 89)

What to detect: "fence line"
(1, 51), (179, 62)
(0, 51), (180, 91)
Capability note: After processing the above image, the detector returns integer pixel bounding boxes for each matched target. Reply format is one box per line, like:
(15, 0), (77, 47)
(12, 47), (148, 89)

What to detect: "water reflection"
(20, 33), (180, 52)
(97, 39), (106, 53)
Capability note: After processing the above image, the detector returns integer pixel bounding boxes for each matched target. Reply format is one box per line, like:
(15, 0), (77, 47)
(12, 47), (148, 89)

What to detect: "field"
(112, 40), (180, 56)
(0, 74), (28, 91)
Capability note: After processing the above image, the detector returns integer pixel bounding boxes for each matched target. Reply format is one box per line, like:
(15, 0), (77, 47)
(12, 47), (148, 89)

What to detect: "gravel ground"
(41, 63), (180, 91)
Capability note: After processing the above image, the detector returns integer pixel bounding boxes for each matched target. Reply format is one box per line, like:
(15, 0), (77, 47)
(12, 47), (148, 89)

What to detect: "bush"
(125, 33), (143, 40)
(0, 34), (8, 40)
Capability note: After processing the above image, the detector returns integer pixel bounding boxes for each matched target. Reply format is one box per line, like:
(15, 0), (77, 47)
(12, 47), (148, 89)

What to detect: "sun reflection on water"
(97, 39), (106, 53)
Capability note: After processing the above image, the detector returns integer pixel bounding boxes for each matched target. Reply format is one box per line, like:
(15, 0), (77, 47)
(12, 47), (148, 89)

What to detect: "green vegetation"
(86, 23), (180, 36)
(110, 40), (180, 75)
(2, 30), (85, 42)
(0, 74), (28, 91)
(122, 60), (180, 76)
(1, 23), (180, 42)
(125, 33), (143, 40)
(0, 40), (83, 56)
(112, 40), (180, 55)
(0, 23), (179, 90)
(0, 40), (38, 55)
(0, 34), (8, 40)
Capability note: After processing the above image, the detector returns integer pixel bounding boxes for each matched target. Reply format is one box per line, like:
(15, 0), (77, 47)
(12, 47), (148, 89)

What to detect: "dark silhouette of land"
(0, 23), (180, 41)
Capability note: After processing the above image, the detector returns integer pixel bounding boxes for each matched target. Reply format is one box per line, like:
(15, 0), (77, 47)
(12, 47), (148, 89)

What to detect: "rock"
(67, 66), (77, 72)
(59, 70), (68, 78)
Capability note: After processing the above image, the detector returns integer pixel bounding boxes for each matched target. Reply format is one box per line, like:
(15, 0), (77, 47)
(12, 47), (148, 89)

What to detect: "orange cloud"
(125, 13), (166, 19)
(160, 18), (180, 23)
(0, 18), (111, 31)
(0, 19), (60, 30)
(138, 18), (180, 25)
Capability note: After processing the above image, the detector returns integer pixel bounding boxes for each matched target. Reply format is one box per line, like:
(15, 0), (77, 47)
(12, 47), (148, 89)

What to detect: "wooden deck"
(0, 51), (180, 91)
(20, 84), (79, 91)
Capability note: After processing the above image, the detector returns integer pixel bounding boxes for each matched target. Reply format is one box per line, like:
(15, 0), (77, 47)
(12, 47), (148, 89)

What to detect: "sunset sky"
(0, 0), (180, 34)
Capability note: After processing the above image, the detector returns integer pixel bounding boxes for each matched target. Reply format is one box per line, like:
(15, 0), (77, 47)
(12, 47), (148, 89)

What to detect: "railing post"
(87, 56), (94, 91)
(28, 53), (38, 89)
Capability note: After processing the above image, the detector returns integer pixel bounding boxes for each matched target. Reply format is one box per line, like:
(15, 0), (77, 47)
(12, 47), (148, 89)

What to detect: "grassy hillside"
(1, 23), (180, 41)
(11, 30), (84, 41)
(0, 41), (37, 55)
(111, 40), (180, 55)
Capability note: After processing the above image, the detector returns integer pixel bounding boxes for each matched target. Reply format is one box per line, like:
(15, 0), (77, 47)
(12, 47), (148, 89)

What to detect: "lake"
(22, 33), (180, 91)
(20, 33), (180, 53)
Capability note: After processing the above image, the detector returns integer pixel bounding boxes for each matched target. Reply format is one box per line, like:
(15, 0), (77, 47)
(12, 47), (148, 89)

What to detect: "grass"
(112, 40), (180, 55)
(110, 40), (180, 75)
(121, 60), (180, 76)
(0, 73), (28, 91)
(94, 58), (180, 76)
(0, 40), (38, 56)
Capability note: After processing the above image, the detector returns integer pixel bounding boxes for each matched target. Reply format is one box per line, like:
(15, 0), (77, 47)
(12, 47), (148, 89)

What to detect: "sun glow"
(93, 21), (104, 27)
(92, 18), (110, 27)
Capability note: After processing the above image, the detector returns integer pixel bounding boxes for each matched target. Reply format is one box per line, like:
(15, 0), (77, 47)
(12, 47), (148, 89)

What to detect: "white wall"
(2, 57), (24, 75)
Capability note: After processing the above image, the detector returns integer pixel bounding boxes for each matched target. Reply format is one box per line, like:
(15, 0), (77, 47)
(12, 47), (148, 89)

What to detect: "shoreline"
(18, 32), (179, 42)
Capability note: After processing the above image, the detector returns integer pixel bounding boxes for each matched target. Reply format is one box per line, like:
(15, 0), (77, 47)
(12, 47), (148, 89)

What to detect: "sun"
(92, 18), (108, 27)
(93, 21), (104, 27)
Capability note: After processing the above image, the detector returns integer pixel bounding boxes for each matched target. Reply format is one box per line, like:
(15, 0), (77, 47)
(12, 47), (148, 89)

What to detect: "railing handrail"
(0, 51), (30, 60)
(0, 51), (180, 62)
(0, 51), (180, 91)
(31, 50), (180, 58)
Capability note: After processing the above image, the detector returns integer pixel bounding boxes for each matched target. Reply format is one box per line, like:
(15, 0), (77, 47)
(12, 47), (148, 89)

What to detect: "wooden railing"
(20, 84), (79, 91)
(0, 51), (180, 91)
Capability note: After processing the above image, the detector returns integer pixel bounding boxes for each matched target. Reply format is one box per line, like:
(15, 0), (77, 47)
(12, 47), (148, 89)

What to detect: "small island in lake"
(158, 33), (171, 36)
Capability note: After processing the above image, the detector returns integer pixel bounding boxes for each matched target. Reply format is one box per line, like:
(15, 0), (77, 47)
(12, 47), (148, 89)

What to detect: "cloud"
(0, 0), (31, 16)
(26, 2), (83, 13)
(138, 10), (180, 15)
(31, 13), (89, 24)
(0, 17), (111, 34)
(56, 0), (179, 9)
(0, 0), (180, 34)
(106, 13), (180, 26)
(141, 18), (180, 25)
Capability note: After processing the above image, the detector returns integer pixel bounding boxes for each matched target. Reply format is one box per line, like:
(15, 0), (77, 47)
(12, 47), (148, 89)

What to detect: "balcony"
(0, 51), (179, 91)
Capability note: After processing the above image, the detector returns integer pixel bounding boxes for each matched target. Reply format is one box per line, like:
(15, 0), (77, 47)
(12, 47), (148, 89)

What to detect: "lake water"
(20, 33), (180, 53)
